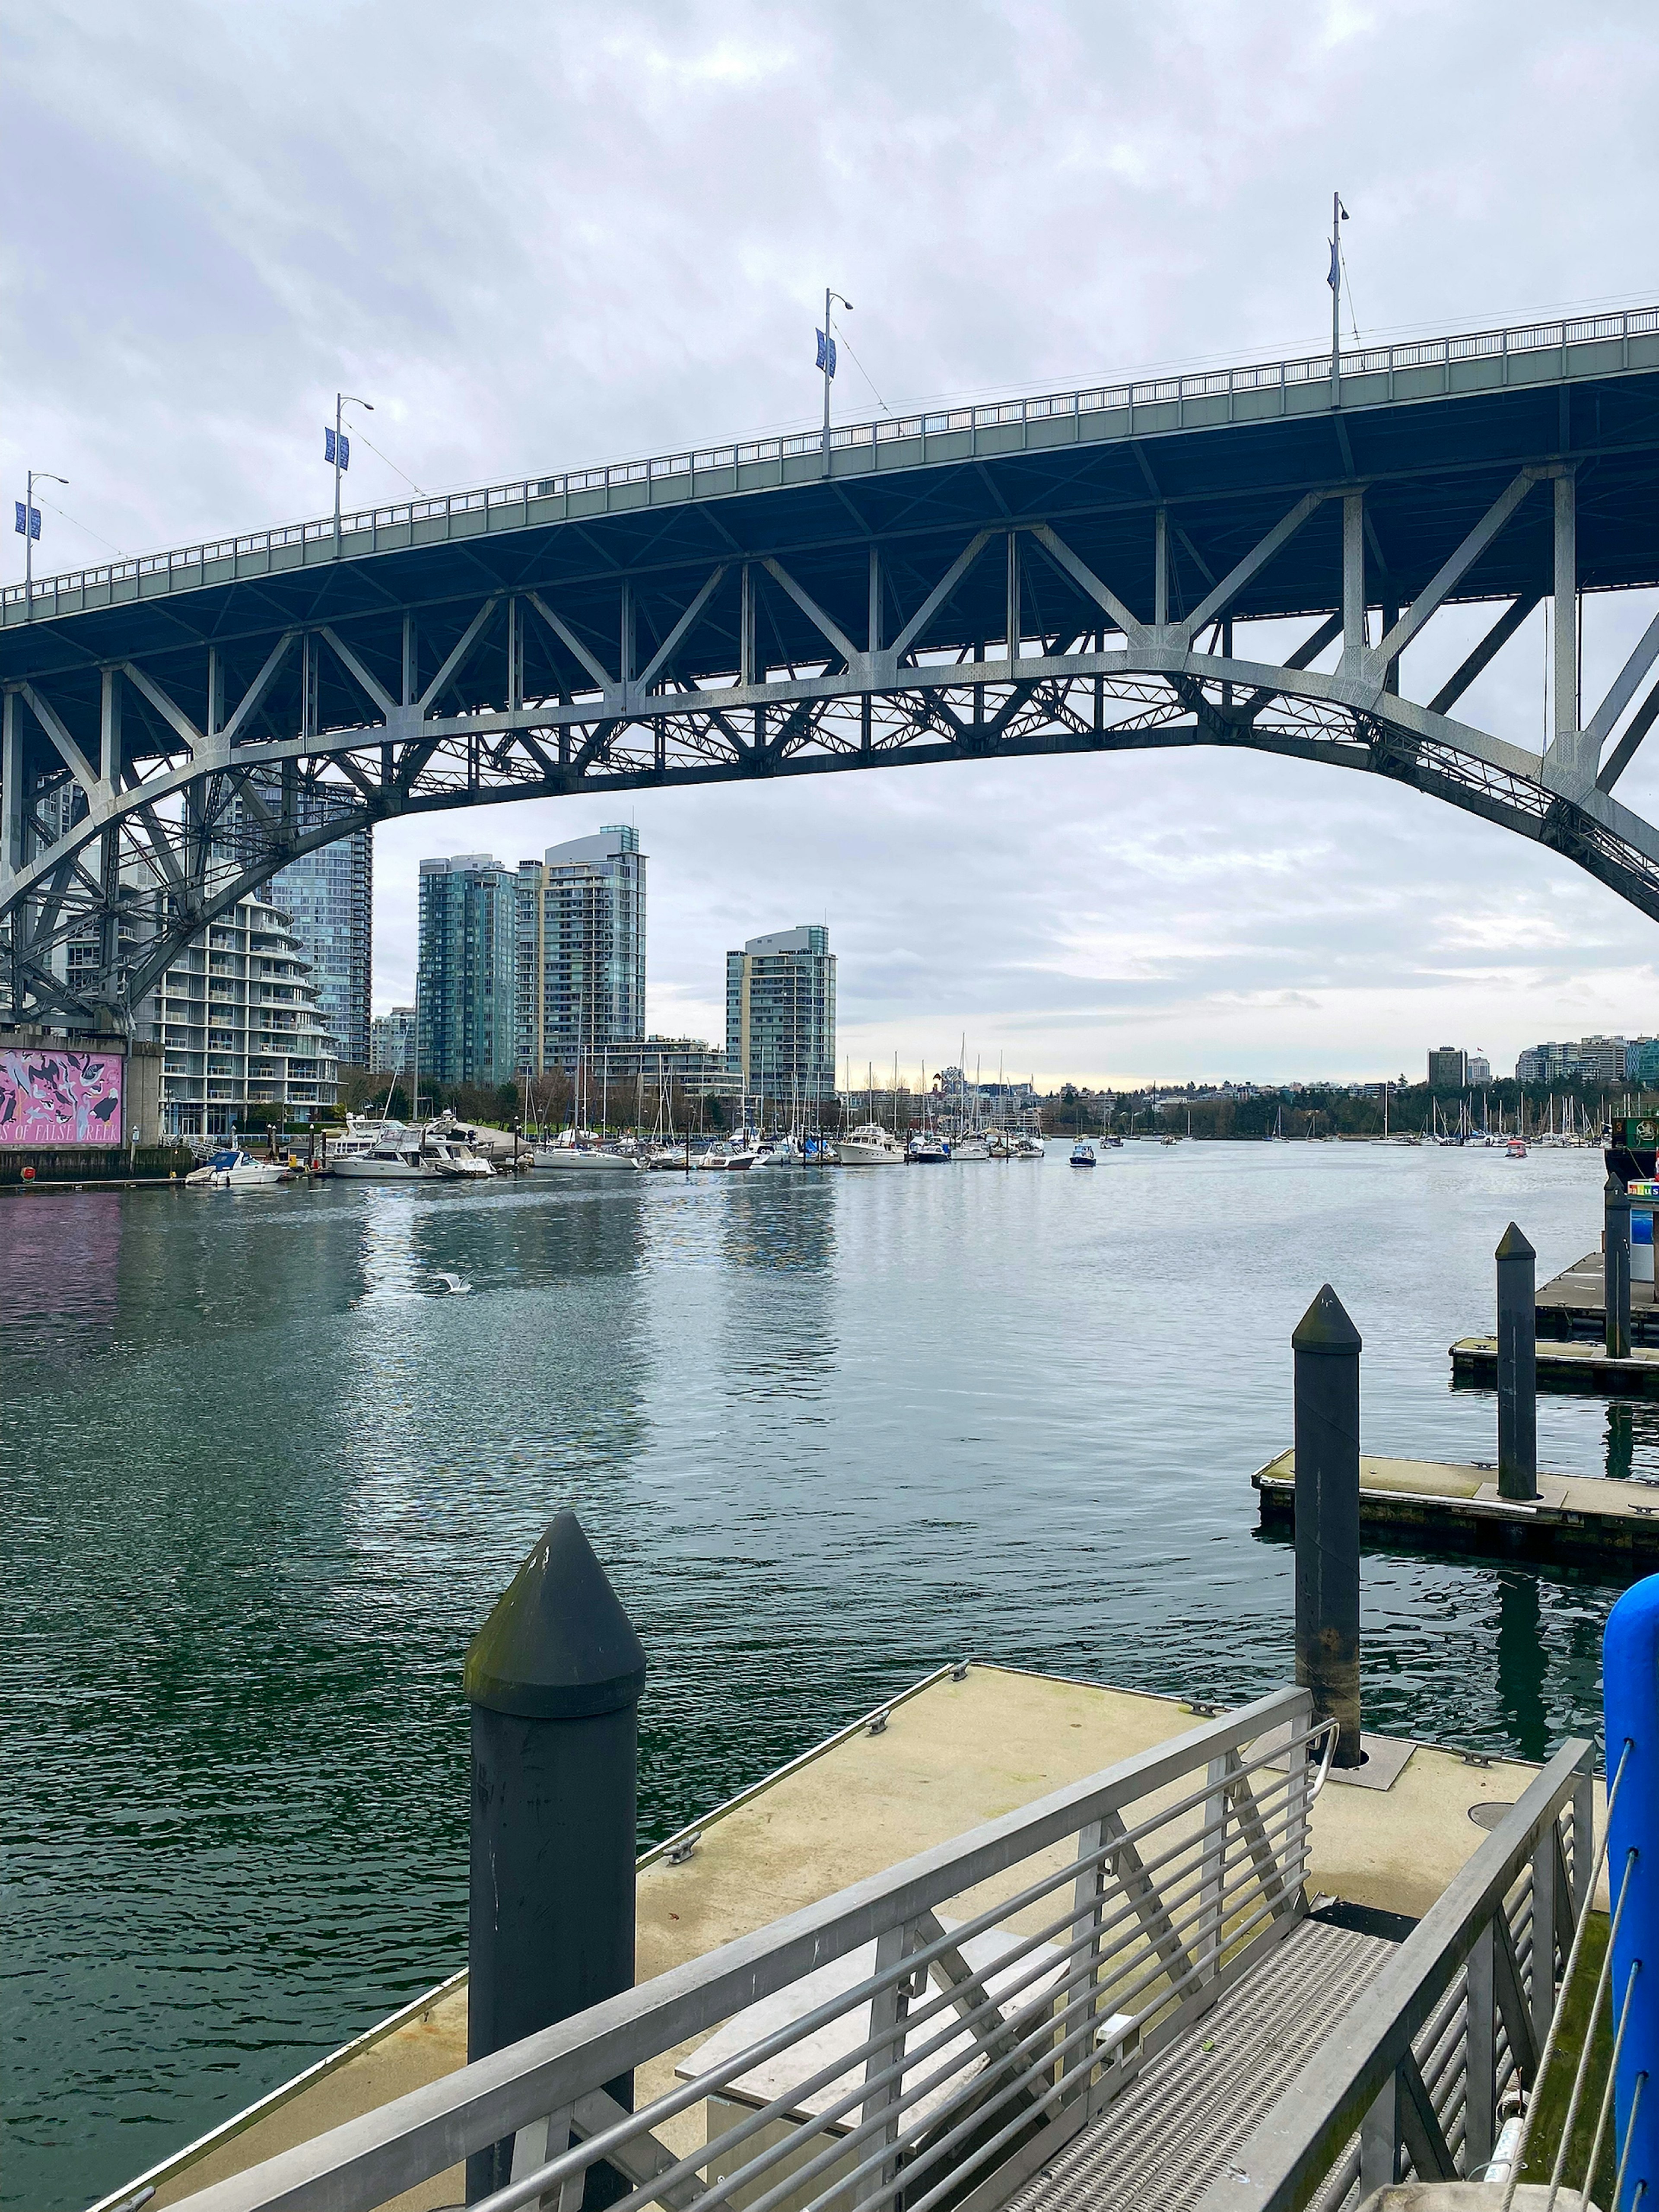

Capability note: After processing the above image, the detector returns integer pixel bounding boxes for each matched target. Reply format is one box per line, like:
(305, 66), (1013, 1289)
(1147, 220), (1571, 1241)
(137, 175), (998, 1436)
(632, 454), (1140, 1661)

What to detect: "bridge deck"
(1004, 1913), (1394, 2212)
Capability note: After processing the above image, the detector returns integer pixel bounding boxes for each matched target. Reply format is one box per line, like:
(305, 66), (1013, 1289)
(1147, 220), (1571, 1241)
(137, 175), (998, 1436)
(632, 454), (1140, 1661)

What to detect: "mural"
(0, 1049), (124, 1146)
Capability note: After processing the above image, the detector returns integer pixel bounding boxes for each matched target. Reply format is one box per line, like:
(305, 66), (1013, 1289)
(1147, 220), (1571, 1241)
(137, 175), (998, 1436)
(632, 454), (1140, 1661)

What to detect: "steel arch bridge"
(4, 305), (1659, 1033)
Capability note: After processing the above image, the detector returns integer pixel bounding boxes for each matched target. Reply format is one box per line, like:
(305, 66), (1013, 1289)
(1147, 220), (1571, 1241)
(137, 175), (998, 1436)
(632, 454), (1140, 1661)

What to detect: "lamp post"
(331, 393), (374, 552)
(821, 289), (853, 471)
(20, 469), (68, 610)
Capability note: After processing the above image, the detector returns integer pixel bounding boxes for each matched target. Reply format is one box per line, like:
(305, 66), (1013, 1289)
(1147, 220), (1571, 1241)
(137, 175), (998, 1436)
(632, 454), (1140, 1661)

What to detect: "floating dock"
(1452, 1332), (1659, 1395)
(1536, 1247), (1659, 1344)
(86, 1660), (1598, 2212)
(1254, 1445), (1659, 1557)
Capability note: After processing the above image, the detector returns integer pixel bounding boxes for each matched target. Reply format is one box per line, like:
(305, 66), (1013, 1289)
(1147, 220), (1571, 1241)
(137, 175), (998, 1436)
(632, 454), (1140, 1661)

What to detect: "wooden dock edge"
(1252, 1458), (1659, 1561)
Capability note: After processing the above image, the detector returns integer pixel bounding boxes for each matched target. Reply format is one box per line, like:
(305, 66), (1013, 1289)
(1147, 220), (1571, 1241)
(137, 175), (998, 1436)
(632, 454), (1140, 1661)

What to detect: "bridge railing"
(168, 1687), (1330, 2212)
(9, 304), (1658, 617)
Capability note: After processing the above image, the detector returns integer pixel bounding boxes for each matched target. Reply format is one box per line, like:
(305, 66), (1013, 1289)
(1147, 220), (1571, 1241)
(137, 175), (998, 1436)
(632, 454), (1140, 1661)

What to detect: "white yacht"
(332, 1128), (441, 1180)
(952, 1133), (991, 1161)
(426, 1133), (494, 1179)
(837, 1123), (904, 1165)
(184, 1147), (292, 1189)
(533, 1130), (641, 1171)
(1013, 1133), (1046, 1159)
(754, 1136), (802, 1166)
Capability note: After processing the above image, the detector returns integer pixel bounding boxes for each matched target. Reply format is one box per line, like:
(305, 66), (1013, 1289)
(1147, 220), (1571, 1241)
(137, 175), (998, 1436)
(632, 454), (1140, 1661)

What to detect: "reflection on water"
(1, 1144), (1644, 2209)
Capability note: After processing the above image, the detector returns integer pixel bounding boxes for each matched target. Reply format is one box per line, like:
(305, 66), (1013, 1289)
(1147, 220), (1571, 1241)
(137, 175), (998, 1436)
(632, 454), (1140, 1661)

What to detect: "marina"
(4, 1137), (1636, 2210)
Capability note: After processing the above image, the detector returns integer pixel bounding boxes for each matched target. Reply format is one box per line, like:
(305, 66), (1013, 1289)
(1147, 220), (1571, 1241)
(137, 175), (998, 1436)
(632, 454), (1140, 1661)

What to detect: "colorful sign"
(0, 1049), (124, 1146)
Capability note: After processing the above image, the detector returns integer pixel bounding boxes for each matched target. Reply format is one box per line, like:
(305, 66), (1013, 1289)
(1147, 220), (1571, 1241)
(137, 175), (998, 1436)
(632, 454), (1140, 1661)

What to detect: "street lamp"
(820, 289), (852, 468)
(330, 393), (374, 550)
(17, 469), (68, 609)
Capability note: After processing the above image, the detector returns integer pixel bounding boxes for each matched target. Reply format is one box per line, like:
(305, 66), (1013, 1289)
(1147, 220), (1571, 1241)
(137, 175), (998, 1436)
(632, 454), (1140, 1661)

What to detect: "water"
(1, 1141), (1646, 2209)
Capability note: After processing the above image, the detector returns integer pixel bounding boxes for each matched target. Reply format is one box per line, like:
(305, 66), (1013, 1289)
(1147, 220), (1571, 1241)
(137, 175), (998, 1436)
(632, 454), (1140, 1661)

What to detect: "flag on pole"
(14, 501), (40, 539)
(816, 329), (836, 378)
(339, 432), (349, 470)
(324, 428), (350, 467)
(1327, 197), (1348, 291)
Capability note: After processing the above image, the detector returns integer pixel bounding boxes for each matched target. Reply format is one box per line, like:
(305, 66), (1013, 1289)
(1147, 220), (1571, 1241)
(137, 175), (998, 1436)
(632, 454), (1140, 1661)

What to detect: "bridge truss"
(5, 318), (1659, 1031)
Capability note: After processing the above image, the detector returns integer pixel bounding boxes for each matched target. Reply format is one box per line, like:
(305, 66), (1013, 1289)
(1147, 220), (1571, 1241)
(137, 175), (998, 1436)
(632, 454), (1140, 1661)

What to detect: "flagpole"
(1331, 192), (1341, 407)
(823, 287), (832, 467)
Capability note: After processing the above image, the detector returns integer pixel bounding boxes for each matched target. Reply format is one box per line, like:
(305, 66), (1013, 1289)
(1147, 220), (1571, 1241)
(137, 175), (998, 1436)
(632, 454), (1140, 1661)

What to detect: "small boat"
(952, 1134), (991, 1161)
(645, 1144), (688, 1170)
(333, 1128), (442, 1180)
(1506, 1139), (1528, 1160)
(1070, 1141), (1096, 1168)
(754, 1136), (802, 1166)
(906, 1132), (951, 1163)
(1012, 1134), (1045, 1159)
(838, 1123), (904, 1165)
(184, 1147), (291, 1189)
(1160, 1133), (1180, 1147)
(723, 1142), (761, 1171)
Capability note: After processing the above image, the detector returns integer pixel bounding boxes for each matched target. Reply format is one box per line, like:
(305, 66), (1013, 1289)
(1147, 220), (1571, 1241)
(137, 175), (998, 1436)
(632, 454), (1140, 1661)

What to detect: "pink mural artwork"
(0, 1049), (124, 1146)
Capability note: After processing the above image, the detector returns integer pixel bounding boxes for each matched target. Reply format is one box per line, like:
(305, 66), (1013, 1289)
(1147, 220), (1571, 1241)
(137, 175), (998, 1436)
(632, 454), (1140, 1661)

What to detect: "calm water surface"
(2, 1142), (1647, 2208)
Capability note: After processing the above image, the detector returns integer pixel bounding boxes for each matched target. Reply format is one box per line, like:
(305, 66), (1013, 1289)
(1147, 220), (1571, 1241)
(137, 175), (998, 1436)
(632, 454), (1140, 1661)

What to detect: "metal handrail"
(9, 304), (1657, 612)
(167, 1685), (1317, 2212)
(1195, 1732), (1596, 2212)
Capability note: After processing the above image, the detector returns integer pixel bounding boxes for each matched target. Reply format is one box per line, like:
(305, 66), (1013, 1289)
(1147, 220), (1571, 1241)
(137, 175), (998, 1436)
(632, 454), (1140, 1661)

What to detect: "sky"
(6, 0), (1659, 1087)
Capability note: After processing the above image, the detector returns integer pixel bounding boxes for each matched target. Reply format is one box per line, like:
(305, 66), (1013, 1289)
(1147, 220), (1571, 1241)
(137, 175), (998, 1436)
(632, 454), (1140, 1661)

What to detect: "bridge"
(4, 304), (1659, 1030)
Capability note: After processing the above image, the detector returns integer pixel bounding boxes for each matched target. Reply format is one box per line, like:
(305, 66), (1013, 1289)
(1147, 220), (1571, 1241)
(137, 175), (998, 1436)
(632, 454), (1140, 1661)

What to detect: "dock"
(93, 1661), (1605, 2212)
(1536, 1248), (1659, 1344)
(1452, 1332), (1659, 1395)
(1254, 1445), (1659, 1557)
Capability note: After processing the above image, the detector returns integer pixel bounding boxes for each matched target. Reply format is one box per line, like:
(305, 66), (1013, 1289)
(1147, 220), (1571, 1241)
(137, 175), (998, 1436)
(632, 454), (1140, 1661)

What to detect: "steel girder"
(6, 474), (1659, 1031)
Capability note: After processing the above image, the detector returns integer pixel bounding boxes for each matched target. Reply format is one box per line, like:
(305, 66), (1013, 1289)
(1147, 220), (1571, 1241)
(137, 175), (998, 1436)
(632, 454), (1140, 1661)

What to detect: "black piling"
(1293, 1285), (1363, 1767)
(1496, 1223), (1538, 1502)
(462, 1512), (648, 2203)
(1607, 1175), (1633, 1362)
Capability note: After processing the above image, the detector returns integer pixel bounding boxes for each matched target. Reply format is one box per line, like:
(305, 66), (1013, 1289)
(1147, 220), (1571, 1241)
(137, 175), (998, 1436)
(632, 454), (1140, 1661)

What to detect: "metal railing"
(175, 1686), (1332, 2212)
(1196, 1732), (1597, 2211)
(8, 304), (1657, 614)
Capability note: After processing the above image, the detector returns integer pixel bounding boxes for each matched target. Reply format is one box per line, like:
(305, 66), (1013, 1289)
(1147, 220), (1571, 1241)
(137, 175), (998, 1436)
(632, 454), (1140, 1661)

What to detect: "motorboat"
(534, 1130), (641, 1171)
(1506, 1139), (1528, 1160)
(184, 1147), (292, 1189)
(1070, 1141), (1097, 1168)
(838, 1123), (904, 1165)
(325, 1114), (396, 1164)
(425, 1133), (494, 1180)
(952, 1134), (991, 1161)
(906, 1132), (951, 1163)
(1013, 1134), (1046, 1159)
(723, 1141), (761, 1170)
(332, 1130), (442, 1180)
(754, 1136), (802, 1166)
(645, 1144), (689, 1170)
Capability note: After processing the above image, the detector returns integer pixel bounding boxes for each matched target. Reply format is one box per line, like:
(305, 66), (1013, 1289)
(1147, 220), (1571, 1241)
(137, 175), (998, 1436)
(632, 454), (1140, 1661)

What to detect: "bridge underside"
(5, 341), (1659, 1030)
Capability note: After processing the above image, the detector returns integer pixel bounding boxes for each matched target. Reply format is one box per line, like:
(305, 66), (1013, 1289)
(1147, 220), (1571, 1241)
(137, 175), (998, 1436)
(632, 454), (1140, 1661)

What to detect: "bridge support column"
(1293, 1284), (1363, 1767)
(1341, 494), (1365, 676)
(1555, 472), (1578, 752)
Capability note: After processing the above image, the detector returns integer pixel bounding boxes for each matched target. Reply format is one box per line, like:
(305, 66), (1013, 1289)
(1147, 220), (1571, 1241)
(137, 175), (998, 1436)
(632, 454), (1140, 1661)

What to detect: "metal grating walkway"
(1004, 1916), (1394, 2212)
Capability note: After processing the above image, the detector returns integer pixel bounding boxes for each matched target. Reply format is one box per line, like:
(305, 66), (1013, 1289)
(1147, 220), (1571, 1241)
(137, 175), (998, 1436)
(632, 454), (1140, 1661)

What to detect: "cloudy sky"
(7, 0), (1659, 1085)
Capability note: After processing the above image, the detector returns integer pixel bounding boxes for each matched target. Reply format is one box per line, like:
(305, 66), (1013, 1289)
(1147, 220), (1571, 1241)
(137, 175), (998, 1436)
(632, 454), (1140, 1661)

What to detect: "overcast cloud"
(6, 0), (1659, 1084)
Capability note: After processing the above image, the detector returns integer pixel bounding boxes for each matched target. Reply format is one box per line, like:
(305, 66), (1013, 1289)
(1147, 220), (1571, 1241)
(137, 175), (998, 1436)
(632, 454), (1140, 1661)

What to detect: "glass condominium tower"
(267, 822), (373, 1068)
(416, 855), (519, 1087)
(725, 925), (835, 1107)
(516, 826), (646, 1073)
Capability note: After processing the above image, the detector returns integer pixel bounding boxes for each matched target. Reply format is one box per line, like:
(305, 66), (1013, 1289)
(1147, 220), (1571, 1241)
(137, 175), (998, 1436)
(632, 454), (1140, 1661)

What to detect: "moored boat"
(838, 1123), (903, 1165)
(184, 1147), (292, 1189)
(906, 1132), (950, 1163)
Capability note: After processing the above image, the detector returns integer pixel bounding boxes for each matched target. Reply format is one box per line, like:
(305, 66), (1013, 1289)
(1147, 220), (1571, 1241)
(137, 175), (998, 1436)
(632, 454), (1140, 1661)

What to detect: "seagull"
(421, 1271), (471, 1294)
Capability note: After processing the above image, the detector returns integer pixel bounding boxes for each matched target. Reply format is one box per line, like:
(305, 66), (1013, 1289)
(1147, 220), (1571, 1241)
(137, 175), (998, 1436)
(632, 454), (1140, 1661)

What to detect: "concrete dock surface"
(108, 1662), (1605, 2212)
(1255, 1445), (1659, 1557)
(1453, 1332), (1659, 1396)
(1537, 1249), (1659, 1343)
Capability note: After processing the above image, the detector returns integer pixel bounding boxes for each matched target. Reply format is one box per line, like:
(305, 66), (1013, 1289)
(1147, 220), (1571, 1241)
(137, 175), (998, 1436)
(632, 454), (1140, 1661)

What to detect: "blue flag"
(816, 328), (836, 378)
(338, 432), (349, 470)
(1327, 238), (1340, 292)
(324, 427), (336, 464)
(14, 501), (41, 539)
(325, 428), (349, 467)
(13, 501), (25, 536)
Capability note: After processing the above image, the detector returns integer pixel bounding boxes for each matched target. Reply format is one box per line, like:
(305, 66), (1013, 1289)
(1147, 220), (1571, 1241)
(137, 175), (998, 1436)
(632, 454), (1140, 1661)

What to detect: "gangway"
(162, 1689), (1594, 2212)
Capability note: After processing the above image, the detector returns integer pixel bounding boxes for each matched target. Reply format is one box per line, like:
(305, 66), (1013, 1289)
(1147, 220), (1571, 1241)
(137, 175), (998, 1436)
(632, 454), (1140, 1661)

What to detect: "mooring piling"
(1495, 1222), (1538, 1502)
(462, 1511), (648, 2203)
(1292, 1284), (1363, 1767)
(1607, 1174), (1634, 1362)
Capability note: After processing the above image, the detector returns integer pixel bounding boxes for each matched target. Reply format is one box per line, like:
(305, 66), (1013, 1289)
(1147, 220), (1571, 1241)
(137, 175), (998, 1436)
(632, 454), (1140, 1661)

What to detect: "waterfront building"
(1627, 1037), (1659, 1085)
(590, 1034), (740, 1099)
(266, 821), (372, 1068)
(417, 855), (519, 1087)
(370, 1006), (416, 1075)
(515, 826), (646, 1074)
(1516, 1042), (1573, 1083)
(1465, 1053), (1491, 1087)
(1572, 1035), (1631, 1086)
(1426, 1046), (1467, 1087)
(725, 925), (836, 1106)
(137, 893), (338, 1138)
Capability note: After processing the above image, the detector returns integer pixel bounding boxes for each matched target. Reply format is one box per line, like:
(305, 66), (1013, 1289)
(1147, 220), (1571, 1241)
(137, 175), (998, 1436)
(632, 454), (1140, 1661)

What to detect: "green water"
(0, 1144), (1640, 2208)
